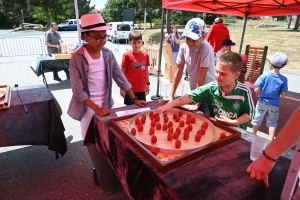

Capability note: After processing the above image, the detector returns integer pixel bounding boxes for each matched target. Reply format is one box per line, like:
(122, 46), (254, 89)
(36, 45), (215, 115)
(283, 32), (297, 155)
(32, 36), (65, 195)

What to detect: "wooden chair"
(238, 45), (268, 84)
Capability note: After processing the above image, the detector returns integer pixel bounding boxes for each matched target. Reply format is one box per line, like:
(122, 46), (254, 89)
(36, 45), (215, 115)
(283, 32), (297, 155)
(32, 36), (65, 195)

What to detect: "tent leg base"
(151, 95), (163, 100)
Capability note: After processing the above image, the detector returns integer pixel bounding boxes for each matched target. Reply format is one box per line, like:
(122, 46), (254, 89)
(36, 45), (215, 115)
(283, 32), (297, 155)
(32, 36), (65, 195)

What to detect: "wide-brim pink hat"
(79, 13), (111, 32)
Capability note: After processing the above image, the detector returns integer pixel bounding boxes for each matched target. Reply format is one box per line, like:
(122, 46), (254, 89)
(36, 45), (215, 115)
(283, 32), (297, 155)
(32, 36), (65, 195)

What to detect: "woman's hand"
(94, 107), (110, 117)
(246, 155), (276, 188)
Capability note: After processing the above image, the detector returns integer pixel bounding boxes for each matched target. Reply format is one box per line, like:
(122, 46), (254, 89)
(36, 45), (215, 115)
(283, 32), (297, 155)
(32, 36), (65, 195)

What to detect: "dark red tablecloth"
(93, 101), (291, 200)
(0, 85), (67, 156)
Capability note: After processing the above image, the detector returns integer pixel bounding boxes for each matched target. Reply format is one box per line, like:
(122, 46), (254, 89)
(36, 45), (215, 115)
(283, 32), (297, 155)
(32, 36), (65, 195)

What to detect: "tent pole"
(151, 8), (165, 100)
(74, 0), (81, 47)
(239, 16), (248, 54)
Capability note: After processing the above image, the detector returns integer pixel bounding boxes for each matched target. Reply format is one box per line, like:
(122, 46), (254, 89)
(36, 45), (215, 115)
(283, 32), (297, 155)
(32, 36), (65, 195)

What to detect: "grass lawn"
(141, 21), (300, 70)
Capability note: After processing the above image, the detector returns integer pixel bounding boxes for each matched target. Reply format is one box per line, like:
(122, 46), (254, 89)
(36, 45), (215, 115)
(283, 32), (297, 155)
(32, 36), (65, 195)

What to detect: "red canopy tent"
(162, 0), (300, 17)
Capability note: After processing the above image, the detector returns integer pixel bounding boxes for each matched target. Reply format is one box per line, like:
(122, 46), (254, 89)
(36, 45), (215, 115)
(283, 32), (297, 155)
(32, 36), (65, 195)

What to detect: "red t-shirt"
(121, 50), (150, 92)
(206, 23), (230, 53)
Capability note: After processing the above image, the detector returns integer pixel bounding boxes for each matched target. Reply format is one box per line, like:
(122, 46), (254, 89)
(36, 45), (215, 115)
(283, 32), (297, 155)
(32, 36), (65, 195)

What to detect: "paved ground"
(1, 42), (299, 199)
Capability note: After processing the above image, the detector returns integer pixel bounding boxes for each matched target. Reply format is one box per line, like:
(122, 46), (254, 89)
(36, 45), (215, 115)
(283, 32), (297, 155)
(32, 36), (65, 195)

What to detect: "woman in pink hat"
(67, 13), (147, 193)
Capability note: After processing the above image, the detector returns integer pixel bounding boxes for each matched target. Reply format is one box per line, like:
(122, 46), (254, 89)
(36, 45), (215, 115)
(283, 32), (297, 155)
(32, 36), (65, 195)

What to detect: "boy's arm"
(280, 91), (287, 97)
(161, 63), (184, 102)
(197, 67), (209, 87)
(254, 86), (261, 95)
(156, 96), (192, 114)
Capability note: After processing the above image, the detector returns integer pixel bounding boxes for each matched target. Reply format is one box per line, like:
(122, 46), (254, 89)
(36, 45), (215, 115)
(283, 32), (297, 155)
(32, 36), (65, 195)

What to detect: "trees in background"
(0, 0), (95, 29)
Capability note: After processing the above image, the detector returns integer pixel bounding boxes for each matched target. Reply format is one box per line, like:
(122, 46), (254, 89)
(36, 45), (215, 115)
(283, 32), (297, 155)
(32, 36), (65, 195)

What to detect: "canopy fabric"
(162, 0), (300, 17)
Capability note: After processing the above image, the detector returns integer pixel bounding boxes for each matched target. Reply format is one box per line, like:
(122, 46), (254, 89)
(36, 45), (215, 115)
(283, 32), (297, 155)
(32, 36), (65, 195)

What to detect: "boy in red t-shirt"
(120, 30), (150, 105)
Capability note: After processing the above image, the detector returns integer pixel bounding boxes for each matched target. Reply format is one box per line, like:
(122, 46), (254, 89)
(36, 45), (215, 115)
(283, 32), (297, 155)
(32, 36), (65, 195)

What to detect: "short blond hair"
(217, 52), (243, 73)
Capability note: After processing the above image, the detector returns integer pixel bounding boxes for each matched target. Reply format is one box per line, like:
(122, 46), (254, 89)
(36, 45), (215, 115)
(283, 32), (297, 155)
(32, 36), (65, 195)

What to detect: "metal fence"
(0, 36), (153, 57)
(0, 37), (122, 57)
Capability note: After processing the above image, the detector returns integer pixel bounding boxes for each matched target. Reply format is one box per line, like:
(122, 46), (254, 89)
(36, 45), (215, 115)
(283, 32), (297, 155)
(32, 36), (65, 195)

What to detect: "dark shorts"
(124, 92), (146, 105)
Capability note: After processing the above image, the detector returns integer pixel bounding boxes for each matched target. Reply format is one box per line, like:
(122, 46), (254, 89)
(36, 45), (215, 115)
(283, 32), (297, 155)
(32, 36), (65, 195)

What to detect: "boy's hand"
(156, 104), (172, 115)
(120, 90), (126, 98)
(215, 115), (233, 125)
(181, 104), (199, 111)
(159, 96), (173, 104)
(146, 85), (150, 95)
(134, 100), (147, 107)
(94, 107), (110, 117)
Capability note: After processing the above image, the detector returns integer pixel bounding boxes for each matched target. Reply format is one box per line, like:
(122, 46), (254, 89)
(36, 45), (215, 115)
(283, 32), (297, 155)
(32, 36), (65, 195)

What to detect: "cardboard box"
(51, 53), (72, 60)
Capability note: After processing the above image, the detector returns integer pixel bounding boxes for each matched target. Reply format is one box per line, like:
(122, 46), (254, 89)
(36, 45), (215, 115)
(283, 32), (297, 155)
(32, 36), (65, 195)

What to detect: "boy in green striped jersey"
(157, 52), (255, 130)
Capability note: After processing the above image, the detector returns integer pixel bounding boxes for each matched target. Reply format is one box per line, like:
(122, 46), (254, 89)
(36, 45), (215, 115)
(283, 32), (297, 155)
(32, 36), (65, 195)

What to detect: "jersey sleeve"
(187, 85), (210, 104)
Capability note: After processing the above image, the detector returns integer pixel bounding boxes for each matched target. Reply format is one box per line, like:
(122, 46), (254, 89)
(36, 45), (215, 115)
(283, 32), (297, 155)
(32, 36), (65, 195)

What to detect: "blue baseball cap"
(181, 18), (207, 41)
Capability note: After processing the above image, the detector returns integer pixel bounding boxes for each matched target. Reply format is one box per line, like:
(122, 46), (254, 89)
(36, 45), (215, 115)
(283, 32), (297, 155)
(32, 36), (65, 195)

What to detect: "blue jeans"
(172, 51), (178, 63)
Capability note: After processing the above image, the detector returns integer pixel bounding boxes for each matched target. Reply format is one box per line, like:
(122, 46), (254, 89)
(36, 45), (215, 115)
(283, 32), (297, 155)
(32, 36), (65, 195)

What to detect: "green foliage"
(222, 15), (237, 24)
(0, 0), (95, 28)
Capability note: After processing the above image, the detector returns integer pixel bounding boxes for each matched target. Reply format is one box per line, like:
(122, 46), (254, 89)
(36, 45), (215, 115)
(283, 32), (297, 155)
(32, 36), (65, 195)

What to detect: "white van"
(58, 19), (81, 31)
(107, 22), (131, 43)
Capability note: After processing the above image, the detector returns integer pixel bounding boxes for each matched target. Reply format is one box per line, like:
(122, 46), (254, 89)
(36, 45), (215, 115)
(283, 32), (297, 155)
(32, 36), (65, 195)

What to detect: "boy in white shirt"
(215, 38), (235, 65)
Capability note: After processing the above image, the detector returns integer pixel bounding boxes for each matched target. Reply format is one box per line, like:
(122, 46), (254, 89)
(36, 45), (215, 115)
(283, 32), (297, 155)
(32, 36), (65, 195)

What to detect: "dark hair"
(50, 22), (57, 27)
(81, 31), (90, 40)
(218, 52), (243, 73)
(129, 30), (142, 42)
(171, 26), (178, 34)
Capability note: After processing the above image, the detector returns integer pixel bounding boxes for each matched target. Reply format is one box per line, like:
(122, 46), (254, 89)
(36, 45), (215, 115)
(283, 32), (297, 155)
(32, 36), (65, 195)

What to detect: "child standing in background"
(120, 30), (150, 105)
(214, 38), (235, 65)
(251, 52), (288, 140)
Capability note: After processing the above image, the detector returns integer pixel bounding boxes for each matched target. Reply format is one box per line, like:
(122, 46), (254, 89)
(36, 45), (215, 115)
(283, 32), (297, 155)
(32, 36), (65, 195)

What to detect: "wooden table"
(92, 101), (291, 200)
(0, 85), (67, 157)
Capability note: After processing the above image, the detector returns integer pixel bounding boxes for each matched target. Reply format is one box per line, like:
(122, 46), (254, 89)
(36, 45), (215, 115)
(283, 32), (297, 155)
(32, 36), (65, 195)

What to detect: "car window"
(74, 21), (77, 24)
(117, 24), (131, 31)
(69, 21), (73, 24)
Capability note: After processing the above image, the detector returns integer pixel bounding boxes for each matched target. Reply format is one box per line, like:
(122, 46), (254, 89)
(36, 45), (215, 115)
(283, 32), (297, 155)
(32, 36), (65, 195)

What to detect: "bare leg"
(269, 127), (276, 141)
(252, 125), (259, 134)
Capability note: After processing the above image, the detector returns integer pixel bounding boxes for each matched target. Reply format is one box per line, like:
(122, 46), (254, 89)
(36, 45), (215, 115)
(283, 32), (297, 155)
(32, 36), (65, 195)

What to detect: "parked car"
(134, 24), (139, 30)
(13, 23), (44, 31)
(107, 22), (131, 43)
(58, 19), (81, 31)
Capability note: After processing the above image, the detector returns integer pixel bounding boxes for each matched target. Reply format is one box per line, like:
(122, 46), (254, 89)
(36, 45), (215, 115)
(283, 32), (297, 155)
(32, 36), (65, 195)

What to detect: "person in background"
(160, 18), (215, 115)
(247, 106), (300, 188)
(157, 52), (255, 130)
(251, 52), (288, 141)
(120, 30), (150, 105)
(67, 13), (147, 191)
(165, 26), (181, 63)
(214, 38), (235, 65)
(45, 22), (70, 81)
(206, 17), (230, 54)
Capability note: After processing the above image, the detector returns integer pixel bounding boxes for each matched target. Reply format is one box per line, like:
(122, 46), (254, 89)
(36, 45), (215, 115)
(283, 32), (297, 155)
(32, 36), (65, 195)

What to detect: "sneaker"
(93, 168), (100, 186)
(184, 76), (190, 81)
(53, 77), (62, 82)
